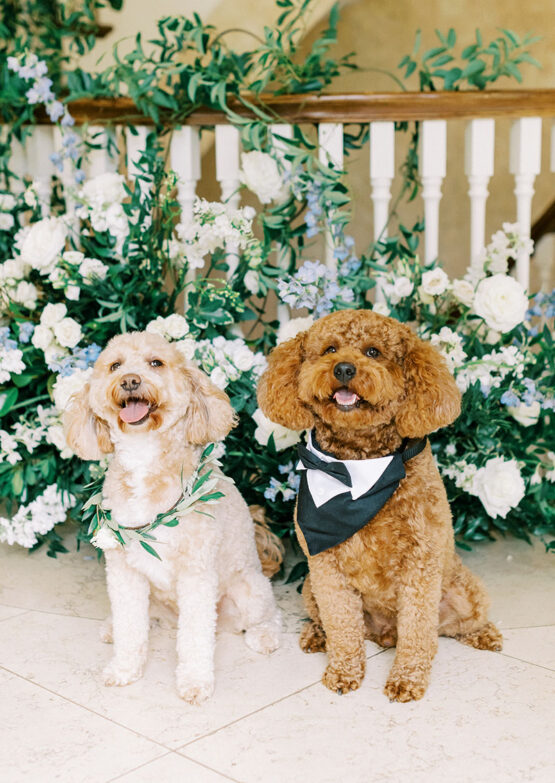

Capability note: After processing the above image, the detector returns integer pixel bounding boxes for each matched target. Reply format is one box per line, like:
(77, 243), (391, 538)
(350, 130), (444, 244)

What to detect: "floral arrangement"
(0, 1), (552, 562)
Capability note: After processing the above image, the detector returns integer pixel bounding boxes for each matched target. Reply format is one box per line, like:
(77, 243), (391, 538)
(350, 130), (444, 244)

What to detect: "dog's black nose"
(333, 362), (356, 383)
(120, 373), (141, 392)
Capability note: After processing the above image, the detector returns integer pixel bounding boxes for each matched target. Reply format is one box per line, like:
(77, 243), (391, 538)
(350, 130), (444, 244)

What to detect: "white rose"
(232, 345), (255, 373)
(41, 302), (67, 327)
(507, 401), (541, 427)
(12, 281), (38, 309)
(65, 285), (81, 301)
(79, 257), (108, 282)
(210, 367), (228, 389)
(91, 525), (119, 551)
(471, 457), (526, 518)
(240, 151), (288, 204)
(452, 278), (475, 307)
(31, 324), (54, 352)
(18, 217), (67, 274)
(0, 257), (26, 282)
(0, 213), (14, 231)
(52, 367), (93, 411)
(473, 274), (528, 333)
(252, 408), (302, 451)
(244, 269), (260, 294)
(62, 250), (85, 265)
(393, 276), (414, 298)
(80, 172), (126, 210)
(53, 317), (82, 348)
(372, 302), (390, 317)
(277, 316), (314, 345)
(421, 268), (450, 296)
(162, 314), (189, 340)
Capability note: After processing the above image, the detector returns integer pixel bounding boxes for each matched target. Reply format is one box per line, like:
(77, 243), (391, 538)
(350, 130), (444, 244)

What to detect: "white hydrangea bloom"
(252, 408), (302, 451)
(0, 429), (22, 464)
(80, 172), (126, 210)
(471, 457), (525, 518)
(0, 484), (74, 548)
(0, 344), (25, 383)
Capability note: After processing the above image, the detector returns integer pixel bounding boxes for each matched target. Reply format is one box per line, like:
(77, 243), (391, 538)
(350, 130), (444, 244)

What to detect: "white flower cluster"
(0, 484), (75, 548)
(191, 335), (266, 390)
(429, 327), (467, 372)
(0, 429), (21, 465)
(473, 222), (534, 281)
(52, 367), (93, 412)
(0, 192), (16, 231)
(0, 332), (25, 383)
(473, 273), (528, 334)
(442, 456), (525, 519)
(15, 216), (67, 276)
(276, 316), (314, 345)
(455, 345), (527, 395)
(2, 404), (74, 462)
(0, 256), (39, 310)
(146, 313), (189, 341)
(174, 199), (256, 270)
(77, 173), (129, 256)
(240, 151), (289, 204)
(31, 302), (82, 361)
(252, 409), (301, 451)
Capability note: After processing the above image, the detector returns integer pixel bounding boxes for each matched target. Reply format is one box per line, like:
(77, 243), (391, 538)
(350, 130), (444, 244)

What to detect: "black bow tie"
(295, 433), (427, 556)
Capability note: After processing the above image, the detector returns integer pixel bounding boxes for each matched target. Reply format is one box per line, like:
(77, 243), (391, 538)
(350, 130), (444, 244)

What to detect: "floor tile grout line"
(0, 605), (106, 622)
(177, 647), (387, 751)
(0, 665), (175, 753)
(106, 750), (173, 783)
(174, 753), (243, 783)
(0, 609), (30, 622)
(496, 652), (555, 673)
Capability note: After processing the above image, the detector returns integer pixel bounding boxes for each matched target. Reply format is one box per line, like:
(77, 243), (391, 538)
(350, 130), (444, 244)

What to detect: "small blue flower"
(60, 111), (75, 127)
(47, 100), (64, 122)
(18, 322), (35, 343)
(74, 169), (86, 184)
(500, 390), (519, 407)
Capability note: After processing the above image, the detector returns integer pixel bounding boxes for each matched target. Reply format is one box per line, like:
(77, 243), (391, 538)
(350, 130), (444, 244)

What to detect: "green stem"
(9, 394), (50, 413)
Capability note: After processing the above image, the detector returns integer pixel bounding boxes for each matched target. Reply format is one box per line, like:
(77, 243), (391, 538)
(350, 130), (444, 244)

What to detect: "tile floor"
(0, 532), (554, 783)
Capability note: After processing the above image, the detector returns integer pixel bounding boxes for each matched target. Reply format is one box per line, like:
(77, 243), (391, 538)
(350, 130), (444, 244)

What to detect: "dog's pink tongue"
(334, 388), (359, 406)
(119, 401), (149, 423)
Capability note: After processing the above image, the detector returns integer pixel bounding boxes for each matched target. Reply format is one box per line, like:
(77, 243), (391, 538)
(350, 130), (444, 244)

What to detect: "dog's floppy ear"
(63, 382), (114, 460)
(395, 335), (461, 438)
(257, 332), (314, 430)
(183, 366), (236, 445)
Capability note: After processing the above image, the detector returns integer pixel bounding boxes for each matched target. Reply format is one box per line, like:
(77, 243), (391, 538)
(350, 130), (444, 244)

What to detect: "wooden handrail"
(33, 89), (555, 126)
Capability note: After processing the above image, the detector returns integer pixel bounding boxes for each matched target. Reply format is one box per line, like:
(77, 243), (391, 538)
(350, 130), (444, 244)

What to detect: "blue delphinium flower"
(18, 322), (35, 344)
(500, 390), (520, 407)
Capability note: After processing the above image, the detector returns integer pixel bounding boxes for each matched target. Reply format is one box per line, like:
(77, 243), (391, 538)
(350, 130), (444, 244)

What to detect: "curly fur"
(64, 331), (281, 704)
(258, 309), (501, 702)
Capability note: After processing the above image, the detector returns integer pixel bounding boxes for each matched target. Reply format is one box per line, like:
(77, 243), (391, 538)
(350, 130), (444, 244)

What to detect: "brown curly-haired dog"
(258, 309), (502, 702)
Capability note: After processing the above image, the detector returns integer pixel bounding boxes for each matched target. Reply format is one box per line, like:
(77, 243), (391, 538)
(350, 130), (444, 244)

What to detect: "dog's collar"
(296, 430), (427, 556)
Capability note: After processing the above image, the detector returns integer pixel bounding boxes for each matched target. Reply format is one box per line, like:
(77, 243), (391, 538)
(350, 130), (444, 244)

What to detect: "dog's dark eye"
(365, 347), (380, 358)
(110, 362), (121, 372)
(323, 346), (337, 355)
(150, 359), (163, 368)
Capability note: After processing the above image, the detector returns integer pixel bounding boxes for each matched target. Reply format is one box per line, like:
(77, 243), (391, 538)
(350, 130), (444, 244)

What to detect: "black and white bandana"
(296, 431), (427, 556)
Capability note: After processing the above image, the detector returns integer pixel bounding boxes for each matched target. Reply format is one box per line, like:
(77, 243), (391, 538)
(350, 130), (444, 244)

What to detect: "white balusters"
(510, 117), (542, 290)
(419, 120), (447, 265)
(318, 123), (344, 269)
(125, 125), (150, 197)
(369, 121), (395, 244)
(465, 119), (495, 275)
(25, 126), (55, 216)
(215, 124), (241, 276)
(87, 126), (118, 178)
(170, 126), (201, 225)
(271, 123), (294, 325)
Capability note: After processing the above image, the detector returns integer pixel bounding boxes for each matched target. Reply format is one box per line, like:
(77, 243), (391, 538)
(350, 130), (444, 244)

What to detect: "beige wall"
(84, 0), (554, 286)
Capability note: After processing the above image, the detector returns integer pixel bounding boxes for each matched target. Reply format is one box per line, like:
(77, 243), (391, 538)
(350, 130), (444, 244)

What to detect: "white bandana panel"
(297, 433), (393, 509)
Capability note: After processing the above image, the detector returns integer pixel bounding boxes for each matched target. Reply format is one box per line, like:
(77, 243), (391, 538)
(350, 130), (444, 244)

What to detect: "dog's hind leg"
(299, 574), (327, 653)
(224, 570), (281, 655)
(102, 551), (150, 687)
(439, 556), (502, 652)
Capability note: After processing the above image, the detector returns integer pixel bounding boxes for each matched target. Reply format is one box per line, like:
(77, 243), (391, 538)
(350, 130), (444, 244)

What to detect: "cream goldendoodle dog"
(64, 331), (281, 704)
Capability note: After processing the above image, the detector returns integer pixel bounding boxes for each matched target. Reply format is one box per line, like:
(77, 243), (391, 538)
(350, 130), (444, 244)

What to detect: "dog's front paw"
(102, 657), (144, 687)
(176, 668), (214, 705)
(384, 664), (429, 702)
(322, 661), (365, 695)
(244, 616), (281, 655)
(99, 619), (113, 644)
(299, 621), (326, 653)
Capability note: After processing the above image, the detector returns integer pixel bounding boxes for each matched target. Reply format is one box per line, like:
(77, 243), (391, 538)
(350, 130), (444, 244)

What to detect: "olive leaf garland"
(82, 443), (228, 560)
